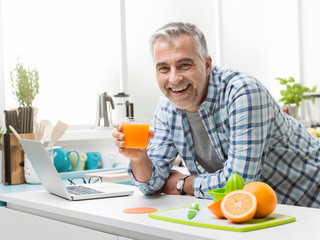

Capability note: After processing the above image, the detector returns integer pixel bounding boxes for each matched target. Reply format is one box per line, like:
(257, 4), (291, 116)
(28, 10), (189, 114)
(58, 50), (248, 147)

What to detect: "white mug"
(100, 151), (115, 169)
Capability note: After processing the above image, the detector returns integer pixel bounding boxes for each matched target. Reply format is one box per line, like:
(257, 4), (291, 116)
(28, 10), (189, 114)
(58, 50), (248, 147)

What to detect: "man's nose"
(169, 69), (181, 84)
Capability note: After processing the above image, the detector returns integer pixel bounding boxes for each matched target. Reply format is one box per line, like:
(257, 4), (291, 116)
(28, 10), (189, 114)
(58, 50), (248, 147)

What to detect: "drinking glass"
(122, 117), (149, 148)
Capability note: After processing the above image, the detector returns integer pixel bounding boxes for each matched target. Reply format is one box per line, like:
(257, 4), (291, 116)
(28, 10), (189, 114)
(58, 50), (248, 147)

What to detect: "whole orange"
(243, 182), (277, 218)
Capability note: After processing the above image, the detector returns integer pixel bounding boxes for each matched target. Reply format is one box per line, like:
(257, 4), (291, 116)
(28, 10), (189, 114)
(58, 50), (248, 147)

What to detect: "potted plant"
(10, 59), (39, 132)
(276, 77), (317, 118)
(10, 59), (39, 107)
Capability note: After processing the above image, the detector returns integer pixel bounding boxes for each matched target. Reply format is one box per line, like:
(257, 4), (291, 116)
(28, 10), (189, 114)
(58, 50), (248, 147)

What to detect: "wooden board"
(84, 170), (129, 181)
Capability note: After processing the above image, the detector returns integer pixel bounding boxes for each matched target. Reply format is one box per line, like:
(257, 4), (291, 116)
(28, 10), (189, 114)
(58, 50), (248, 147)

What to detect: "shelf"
(54, 128), (115, 142)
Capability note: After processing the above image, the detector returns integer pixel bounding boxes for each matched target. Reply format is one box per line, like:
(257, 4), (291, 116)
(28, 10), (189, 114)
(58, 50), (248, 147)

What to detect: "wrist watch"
(176, 175), (189, 195)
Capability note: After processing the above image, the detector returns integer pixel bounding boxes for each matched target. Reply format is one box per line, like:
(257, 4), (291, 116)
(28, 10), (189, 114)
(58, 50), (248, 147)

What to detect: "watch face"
(177, 179), (183, 190)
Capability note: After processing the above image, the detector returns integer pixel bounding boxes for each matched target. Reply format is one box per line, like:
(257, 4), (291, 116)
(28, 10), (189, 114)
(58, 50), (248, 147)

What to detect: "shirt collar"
(200, 67), (219, 112)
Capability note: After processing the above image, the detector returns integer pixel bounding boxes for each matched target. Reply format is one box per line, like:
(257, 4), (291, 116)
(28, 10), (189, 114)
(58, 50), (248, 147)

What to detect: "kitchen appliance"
(95, 92), (115, 128)
(112, 92), (134, 126)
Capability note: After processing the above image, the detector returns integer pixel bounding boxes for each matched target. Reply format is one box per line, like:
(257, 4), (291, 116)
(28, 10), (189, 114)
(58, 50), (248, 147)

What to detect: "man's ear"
(205, 56), (212, 76)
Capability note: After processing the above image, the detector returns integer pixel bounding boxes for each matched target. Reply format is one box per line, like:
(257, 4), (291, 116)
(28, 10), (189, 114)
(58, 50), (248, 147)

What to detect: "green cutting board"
(148, 205), (295, 232)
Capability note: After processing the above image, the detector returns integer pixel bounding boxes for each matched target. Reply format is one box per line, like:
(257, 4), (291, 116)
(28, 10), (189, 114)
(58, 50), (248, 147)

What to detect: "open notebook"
(19, 139), (134, 201)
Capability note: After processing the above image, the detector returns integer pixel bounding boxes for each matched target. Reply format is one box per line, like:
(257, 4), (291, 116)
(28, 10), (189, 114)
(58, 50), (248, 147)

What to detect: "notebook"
(19, 139), (134, 201)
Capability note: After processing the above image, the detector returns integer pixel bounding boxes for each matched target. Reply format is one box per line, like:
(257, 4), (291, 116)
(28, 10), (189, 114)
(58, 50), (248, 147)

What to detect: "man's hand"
(112, 121), (154, 182)
(159, 170), (195, 195)
(112, 121), (154, 160)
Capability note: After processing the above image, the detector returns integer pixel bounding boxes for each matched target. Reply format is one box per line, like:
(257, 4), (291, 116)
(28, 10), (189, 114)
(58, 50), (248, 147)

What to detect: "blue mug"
(86, 152), (101, 170)
(53, 147), (80, 172)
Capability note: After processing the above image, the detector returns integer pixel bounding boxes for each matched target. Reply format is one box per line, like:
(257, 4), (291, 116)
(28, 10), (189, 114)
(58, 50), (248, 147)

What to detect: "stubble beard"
(171, 90), (198, 110)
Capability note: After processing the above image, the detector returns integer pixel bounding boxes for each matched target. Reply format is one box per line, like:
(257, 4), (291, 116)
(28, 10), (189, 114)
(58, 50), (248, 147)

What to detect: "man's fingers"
(112, 129), (124, 140)
(116, 121), (124, 131)
(148, 130), (154, 140)
(115, 139), (125, 148)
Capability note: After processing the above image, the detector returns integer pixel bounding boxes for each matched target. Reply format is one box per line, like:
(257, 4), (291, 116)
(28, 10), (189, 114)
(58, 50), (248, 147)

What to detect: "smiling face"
(153, 35), (212, 112)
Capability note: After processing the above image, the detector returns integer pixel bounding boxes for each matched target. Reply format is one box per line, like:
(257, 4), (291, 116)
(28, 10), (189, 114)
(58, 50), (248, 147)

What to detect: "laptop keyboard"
(66, 185), (104, 196)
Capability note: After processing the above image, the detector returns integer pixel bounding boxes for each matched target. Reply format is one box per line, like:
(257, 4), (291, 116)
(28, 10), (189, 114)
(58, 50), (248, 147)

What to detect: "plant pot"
(32, 106), (38, 132)
(284, 105), (299, 119)
(24, 155), (40, 184)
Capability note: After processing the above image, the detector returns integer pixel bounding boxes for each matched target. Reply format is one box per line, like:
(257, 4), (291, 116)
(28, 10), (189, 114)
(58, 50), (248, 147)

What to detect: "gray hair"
(150, 22), (209, 61)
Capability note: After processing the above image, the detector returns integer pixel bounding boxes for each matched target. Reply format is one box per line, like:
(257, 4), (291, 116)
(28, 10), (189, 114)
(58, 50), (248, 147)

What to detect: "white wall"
(300, 0), (320, 88)
(220, 0), (301, 101)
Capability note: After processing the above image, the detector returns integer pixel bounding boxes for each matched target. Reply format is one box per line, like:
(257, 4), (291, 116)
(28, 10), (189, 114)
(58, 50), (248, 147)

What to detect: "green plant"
(276, 77), (317, 107)
(10, 60), (39, 106)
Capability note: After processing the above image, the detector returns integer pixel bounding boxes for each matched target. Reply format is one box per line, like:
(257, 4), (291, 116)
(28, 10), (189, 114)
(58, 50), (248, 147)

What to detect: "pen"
(188, 202), (199, 220)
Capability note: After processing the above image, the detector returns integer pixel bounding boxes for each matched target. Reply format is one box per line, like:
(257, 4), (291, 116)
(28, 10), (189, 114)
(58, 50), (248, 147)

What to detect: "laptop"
(19, 139), (134, 201)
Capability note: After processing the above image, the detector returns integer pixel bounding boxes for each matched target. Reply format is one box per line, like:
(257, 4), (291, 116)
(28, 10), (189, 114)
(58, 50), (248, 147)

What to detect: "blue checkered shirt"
(128, 66), (320, 208)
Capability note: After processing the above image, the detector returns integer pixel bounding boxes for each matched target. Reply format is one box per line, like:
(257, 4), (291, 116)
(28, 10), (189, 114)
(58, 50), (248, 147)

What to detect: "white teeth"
(171, 85), (188, 92)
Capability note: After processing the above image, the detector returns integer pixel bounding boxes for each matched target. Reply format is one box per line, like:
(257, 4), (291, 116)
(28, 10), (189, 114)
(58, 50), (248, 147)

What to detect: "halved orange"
(221, 190), (257, 223)
(207, 198), (225, 218)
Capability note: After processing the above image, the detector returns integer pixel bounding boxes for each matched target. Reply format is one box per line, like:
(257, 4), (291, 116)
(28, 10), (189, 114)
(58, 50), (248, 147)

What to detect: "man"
(113, 22), (320, 208)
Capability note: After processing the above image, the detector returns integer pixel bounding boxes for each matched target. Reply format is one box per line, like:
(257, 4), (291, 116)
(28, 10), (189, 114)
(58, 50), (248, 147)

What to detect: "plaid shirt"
(128, 66), (320, 208)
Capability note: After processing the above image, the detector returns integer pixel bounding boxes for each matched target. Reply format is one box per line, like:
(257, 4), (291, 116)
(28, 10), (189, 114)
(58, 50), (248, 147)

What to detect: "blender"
(112, 92), (134, 126)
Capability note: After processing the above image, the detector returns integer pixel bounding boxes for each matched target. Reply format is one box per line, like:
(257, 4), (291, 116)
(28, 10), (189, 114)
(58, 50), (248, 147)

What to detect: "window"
(2, 0), (121, 125)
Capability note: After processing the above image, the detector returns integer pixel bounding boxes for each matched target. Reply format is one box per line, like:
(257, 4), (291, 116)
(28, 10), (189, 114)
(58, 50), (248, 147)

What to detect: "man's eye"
(180, 64), (191, 69)
(158, 67), (169, 72)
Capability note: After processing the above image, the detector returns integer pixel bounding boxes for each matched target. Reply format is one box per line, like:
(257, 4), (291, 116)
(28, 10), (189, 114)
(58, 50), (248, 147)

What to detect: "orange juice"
(123, 123), (149, 148)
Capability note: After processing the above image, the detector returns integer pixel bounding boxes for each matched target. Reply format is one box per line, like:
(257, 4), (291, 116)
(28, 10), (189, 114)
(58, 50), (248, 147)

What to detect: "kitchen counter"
(0, 185), (319, 240)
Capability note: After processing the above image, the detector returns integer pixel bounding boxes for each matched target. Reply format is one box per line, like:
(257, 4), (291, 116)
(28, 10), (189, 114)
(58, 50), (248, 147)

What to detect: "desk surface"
(0, 186), (319, 240)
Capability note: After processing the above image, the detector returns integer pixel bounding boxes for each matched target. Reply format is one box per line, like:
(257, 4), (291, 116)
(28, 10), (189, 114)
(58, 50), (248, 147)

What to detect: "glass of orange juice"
(122, 117), (150, 148)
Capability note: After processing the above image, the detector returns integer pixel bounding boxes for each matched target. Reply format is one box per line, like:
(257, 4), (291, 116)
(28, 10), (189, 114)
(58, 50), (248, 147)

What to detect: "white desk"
(0, 186), (319, 240)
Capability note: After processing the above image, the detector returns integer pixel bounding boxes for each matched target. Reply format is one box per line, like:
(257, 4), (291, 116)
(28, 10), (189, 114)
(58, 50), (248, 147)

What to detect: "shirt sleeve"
(127, 102), (179, 194)
(193, 79), (275, 198)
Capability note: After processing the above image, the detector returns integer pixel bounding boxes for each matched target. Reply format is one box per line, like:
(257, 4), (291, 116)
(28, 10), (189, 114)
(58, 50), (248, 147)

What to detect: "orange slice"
(221, 190), (257, 223)
(207, 198), (225, 218)
(123, 207), (157, 214)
